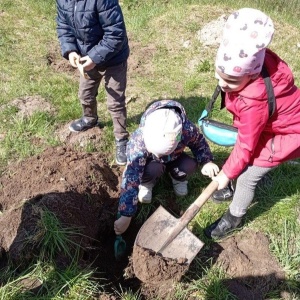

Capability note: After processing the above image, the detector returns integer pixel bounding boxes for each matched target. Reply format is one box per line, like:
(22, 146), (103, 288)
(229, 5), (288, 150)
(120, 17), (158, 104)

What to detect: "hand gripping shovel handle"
(158, 180), (218, 253)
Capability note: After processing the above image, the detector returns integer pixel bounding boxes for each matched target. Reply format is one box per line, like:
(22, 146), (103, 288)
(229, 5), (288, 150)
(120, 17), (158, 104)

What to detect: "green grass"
(0, 207), (101, 299)
(0, 261), (101, 300)
(113, 286), (142, 300)
(187, 268), (237, 300)
(0, 0), (299, 298)
(269, 219), (300, 278)
(33, 208), (82, 261)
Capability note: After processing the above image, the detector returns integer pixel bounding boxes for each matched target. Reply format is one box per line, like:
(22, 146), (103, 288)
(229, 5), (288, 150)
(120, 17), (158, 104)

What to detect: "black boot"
(69, 116), (99, 132)
(204, 209), (242, 239)
(69, 104), (99, 132)
(211, 180), (234, 203)
(115, 138), (128, 166)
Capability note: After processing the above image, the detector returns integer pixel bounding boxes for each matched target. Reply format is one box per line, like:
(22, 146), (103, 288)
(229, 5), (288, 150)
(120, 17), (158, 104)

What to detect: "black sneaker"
(115, 138), (128, 166)
(212, 181), (234, 203)
(204, 210), (242, 240)
(212, 186), (233, 203)
(69, 117), (98, 132)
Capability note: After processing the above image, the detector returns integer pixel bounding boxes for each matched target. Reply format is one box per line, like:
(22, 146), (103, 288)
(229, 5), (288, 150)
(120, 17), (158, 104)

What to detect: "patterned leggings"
(230, 165), (275, 217)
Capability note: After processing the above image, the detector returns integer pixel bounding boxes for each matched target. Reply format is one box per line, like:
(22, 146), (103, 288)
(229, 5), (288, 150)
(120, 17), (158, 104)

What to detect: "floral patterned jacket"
(118, 100), (214, 217)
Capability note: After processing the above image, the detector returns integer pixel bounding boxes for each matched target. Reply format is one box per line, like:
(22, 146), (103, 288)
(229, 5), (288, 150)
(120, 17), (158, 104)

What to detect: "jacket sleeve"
(56, 1), (79, 59)
(184, 120), (214, 164)
(118, 132), (147, 217)
(223, 98), (269, 179)
(88, 1), (128, 65)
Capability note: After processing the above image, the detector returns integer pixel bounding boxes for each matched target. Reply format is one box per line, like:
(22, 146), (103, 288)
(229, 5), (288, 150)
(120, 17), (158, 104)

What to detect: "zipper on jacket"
(74, 0), (77, 13)
(73, 1), (77, 30)
(73, 0), (85, 45)
(268, 136), (275, 163)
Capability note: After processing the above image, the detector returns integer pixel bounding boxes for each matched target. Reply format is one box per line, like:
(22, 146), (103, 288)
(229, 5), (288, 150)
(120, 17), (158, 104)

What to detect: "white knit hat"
(143, 109), (182, 157)
(215, 8), (274, 76)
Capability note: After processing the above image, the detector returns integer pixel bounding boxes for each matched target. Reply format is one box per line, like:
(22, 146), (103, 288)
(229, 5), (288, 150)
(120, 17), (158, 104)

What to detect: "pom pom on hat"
(143, 109), (182, 157)
(215, 8), (274, 76)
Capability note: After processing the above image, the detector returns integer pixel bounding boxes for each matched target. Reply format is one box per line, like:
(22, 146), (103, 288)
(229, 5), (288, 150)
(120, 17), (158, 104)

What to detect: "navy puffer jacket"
(56, 0), (129, 67)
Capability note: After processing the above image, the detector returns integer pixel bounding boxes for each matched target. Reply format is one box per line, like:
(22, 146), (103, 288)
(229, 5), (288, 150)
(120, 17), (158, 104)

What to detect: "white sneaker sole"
(138, 197), (152, 204)
(116, 159), (127, 166)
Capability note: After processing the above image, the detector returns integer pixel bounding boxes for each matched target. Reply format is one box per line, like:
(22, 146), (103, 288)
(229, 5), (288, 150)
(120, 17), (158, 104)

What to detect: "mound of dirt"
(11, 95), (56, 118)
(56, 123), (103, 148)
(0, 147), (121, 267)
(214, 229), (286, 299)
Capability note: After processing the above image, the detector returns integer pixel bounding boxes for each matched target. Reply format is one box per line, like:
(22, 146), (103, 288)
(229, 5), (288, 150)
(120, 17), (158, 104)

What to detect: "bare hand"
(201, 161), (219, 178)
(68, 52), (81, 68)
(212, 169), (230, 190)
(114, 215), (132, 235)
(79, 55), (96, 71)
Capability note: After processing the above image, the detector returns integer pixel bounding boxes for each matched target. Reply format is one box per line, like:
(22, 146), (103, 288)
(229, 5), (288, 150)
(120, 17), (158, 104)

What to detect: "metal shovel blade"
(135, 205), (204, 264)
(134, 181), (218, 264)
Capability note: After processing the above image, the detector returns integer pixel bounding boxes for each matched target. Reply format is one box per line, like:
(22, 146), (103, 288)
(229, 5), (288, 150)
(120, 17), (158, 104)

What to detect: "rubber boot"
(204, 209), (242, 239)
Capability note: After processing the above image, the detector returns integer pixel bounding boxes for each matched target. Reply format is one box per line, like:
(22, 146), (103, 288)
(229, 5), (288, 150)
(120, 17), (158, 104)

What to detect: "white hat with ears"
(216, 7), (274, 76)
(143, 109), (182, 157)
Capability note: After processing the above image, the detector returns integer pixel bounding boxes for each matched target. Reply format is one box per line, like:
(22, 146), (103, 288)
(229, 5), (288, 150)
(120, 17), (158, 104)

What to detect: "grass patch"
(33, 208), (82, 261)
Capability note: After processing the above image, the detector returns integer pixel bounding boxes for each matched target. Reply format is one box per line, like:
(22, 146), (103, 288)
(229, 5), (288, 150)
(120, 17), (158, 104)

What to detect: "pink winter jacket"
(223, 49), (300, 179)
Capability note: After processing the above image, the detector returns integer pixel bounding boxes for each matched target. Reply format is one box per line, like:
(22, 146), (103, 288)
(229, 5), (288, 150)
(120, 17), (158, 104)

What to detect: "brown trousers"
(78, 61), (129, 140)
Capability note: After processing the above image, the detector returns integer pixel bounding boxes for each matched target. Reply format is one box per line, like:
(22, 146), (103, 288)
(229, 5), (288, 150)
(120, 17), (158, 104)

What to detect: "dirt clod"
(132, 245), (189, 284)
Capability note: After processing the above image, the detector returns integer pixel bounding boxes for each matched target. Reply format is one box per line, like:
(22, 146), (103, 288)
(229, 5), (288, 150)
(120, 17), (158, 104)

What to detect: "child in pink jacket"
(205, 8), (300, 239)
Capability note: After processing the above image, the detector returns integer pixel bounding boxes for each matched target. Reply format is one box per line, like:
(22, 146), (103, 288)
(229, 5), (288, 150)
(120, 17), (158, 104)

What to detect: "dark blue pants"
(141, 153), (197, 185)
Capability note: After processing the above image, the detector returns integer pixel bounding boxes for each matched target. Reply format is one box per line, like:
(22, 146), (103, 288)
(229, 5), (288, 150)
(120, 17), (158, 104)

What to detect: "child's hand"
(68, 52), (81, 68)
(201, 162), (219, 178)
(114, 215), (132, 235)
(212, 169), (230, 190)
(80, 55), (96, 71)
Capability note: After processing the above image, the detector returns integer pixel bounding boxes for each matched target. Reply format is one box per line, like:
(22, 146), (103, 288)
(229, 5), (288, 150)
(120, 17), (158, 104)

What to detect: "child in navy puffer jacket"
(56, 0), (130, 165)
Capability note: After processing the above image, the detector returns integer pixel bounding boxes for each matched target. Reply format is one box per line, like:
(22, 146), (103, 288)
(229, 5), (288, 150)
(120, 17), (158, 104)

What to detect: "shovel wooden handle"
(193, 180), (219, 209)
(158, 180), (218, 253)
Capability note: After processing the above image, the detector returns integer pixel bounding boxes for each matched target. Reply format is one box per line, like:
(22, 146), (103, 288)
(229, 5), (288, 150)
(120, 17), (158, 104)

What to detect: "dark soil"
(132, 245), (189, 284)
(0, 146), (121, 269)
(0, 144), (287, 299)
(212, 230), (286, 299)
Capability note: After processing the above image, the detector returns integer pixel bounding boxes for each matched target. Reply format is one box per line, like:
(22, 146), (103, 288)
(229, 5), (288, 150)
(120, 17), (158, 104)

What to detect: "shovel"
(134, 180), (218, 265)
